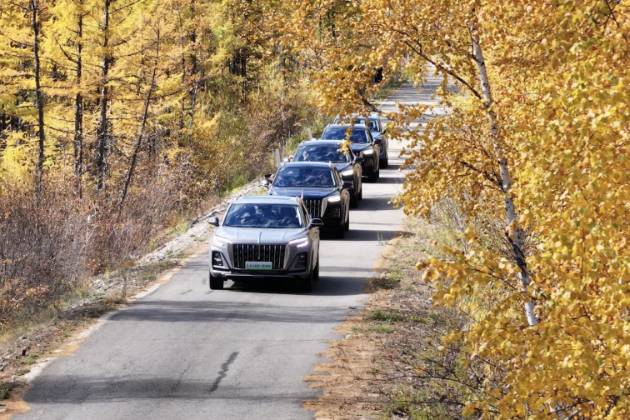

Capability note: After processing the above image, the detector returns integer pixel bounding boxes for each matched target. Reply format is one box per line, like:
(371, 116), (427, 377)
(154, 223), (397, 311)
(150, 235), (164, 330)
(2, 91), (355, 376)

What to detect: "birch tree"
(286, 0), (630, 416)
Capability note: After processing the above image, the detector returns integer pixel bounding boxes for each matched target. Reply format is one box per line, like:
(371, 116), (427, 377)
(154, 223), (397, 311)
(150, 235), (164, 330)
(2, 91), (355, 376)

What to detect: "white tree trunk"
(470, 26), (539, 326)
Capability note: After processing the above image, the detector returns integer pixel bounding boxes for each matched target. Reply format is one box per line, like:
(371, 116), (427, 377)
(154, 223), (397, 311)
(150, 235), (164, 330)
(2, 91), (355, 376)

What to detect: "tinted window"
(321, 126), (369, 143)
(273, 166), (336, 188)
(355, 118), (378, 131)
(294, 144), (349, 163)
(224, 203), (302, 228)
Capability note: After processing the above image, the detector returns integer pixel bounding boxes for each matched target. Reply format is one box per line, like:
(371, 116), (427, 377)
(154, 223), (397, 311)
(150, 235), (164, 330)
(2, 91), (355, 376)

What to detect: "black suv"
(292, 140), (363, 207)
(267, 162), (351, 238)
(320, 124), (380, 181)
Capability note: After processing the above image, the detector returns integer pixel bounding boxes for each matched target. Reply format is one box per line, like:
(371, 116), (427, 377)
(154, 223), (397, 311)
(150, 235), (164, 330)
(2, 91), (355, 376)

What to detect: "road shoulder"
(304, 217), (465, 419)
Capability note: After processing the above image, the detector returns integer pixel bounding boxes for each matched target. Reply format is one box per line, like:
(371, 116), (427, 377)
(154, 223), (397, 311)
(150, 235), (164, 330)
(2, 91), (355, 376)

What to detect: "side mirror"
(208, 216), (220, 227)
(309, 218), (324, 228)
(260, 178), (270, 188)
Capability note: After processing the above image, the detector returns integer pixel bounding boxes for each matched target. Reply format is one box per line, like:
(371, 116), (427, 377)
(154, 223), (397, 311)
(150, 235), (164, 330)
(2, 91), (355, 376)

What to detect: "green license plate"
(245, 261), (273, 270)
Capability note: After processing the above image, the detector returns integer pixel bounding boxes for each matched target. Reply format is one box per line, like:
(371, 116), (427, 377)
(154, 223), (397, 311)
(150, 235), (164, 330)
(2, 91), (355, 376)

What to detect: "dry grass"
(305, 216), (481, 419)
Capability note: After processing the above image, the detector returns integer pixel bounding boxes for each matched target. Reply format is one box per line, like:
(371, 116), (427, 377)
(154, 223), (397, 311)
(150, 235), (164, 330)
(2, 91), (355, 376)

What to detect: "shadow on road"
(23, 376), (313, 403)
(109, 300), (348, 323)
(375, 177), (403, 184)
(356, 196), (400, 211)
(343, 229), (409, 242)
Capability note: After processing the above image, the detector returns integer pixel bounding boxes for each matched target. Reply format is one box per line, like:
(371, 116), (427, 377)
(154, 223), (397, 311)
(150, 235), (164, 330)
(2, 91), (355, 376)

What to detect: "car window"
(223, 203), (303, 228)
(294, 144), (350, 163)
(273, 166), (336, 188)
(355, 118), (379, 131)
(321, 126), (369, 143)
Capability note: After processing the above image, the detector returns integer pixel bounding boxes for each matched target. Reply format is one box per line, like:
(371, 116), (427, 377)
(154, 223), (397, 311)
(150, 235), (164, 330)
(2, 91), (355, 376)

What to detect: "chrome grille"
(232, 244), (286, 270)
(303, 199), (322, 218)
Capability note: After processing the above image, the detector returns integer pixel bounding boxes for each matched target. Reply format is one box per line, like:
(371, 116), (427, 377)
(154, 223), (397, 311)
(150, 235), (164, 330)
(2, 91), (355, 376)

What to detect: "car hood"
(214, 227), (305, 244)
(269, 186), (337, 199)
(350, 143), (372, 153)
(334, 162), (352, 172)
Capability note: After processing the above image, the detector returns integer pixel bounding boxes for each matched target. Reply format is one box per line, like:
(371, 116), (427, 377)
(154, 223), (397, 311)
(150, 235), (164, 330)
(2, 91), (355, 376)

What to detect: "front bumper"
(210, 267), (311, 281)
(209, 243), (313, 280)
(322, 202), (344, 227)
(360, 155), (377, 174)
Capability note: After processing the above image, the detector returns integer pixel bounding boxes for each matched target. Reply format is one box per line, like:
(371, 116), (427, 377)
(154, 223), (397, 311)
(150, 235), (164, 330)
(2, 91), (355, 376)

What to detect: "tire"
(358, 184), (363, 200)
(380, 154), (388, 169)
(368, 167), (380, 182)
(334, 225), (345, 239)
(350, 189), (358, 208)
(344, 209), (350, 231)
(209, 273), (224, 290)
(298, 274), (313, 292)
(313, 261), (320, 282)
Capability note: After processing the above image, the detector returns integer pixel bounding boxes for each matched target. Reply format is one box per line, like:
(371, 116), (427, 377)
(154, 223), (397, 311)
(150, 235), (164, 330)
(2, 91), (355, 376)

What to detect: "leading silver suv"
(208, 195), (322, 291)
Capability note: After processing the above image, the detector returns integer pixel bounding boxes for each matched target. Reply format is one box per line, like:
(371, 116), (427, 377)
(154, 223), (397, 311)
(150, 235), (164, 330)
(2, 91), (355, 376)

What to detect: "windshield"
(223, 203), (303, 228)
(294, 144), (349, 163)
(321, 126), (369, 143)
(355, 118), (378, 131)
(273, 166), (336, 188)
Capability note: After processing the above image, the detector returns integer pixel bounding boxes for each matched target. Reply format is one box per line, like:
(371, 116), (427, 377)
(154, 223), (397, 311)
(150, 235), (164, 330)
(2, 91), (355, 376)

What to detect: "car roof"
(324, 123), (368, 129)
(233, 195), (301, 205)
(298, 139), (345, 146)
(280, 161), (335, 168)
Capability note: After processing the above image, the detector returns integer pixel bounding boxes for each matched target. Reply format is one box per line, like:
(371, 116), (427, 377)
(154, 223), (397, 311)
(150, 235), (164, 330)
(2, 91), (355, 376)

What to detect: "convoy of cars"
(208, 115), (388, 291)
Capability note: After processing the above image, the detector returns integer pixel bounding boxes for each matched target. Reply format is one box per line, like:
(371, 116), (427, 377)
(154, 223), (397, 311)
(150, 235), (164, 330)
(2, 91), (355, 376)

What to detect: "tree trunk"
(30, 0), (46, 200)
(95, 0), (111, 191)
(74, 5), (84, 197)
(118, 29), (160, 213)
(470, 26), (538, 326)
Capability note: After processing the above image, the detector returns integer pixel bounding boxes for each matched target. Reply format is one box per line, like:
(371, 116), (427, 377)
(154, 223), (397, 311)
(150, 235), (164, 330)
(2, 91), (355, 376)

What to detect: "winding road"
(15, 83), (434, 420)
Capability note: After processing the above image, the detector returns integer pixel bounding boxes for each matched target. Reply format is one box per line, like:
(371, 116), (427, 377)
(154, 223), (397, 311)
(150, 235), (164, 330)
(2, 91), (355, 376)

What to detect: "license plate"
(245, 261), (273, 270)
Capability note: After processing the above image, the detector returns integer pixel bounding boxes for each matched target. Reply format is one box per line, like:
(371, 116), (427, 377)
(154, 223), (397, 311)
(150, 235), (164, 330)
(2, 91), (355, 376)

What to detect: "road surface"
(15, 83), (432, 420)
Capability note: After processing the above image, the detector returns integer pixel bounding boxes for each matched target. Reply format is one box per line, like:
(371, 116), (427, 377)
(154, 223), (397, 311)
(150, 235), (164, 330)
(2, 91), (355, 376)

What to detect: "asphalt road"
(16, 84), (431, 420)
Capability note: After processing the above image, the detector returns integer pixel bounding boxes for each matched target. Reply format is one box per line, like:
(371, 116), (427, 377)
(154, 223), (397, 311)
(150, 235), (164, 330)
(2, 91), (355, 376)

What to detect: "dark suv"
(267, 162), (351, 238)
(320, 124), (380, 181)
(292, 140), (363, 207)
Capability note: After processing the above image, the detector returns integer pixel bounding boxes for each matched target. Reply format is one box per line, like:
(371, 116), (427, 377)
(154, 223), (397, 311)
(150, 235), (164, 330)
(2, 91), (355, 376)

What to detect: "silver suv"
(208, 195), (322, 291)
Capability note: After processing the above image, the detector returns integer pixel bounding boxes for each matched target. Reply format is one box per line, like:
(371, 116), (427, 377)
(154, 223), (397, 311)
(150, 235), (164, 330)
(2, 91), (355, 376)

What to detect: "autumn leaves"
(286, 0), (629, 417)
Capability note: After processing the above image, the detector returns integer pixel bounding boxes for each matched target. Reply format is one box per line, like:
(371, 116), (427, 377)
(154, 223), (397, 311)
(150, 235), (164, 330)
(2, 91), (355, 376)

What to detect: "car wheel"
(358, 183), (363, 200)
(298, 274), (313, 292)
(368, 167), (379, 182)
(313, 261), (320, 282)
(344, 209), (350, 231)
(334, 225), (345, 239)
(380, 154), (388, 169)
(350, 189), (358, 208)
(209, 273), (224, 290)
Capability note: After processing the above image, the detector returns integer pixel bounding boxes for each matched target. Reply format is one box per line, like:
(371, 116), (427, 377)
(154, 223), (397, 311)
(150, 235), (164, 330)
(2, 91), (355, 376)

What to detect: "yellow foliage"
(286, 0), (630, 417)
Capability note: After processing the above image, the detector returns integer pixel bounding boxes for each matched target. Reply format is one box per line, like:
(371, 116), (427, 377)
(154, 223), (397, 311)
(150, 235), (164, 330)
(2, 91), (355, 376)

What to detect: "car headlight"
(289, 237), (310, 248)
(341, 168), (354, 177)
(326, 193), (341, 203)
(361, 149), (374, 156)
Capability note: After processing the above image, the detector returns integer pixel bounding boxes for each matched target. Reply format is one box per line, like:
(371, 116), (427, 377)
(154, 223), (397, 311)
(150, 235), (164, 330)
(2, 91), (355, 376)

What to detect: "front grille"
(232, 244), (286, 270)
(303, 199), (323, 218)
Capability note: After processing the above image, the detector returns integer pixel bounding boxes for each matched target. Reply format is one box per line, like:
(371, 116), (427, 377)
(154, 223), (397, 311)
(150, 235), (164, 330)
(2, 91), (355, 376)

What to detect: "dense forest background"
(0, 0), (324, 322)
(1, 0), (628, 416)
